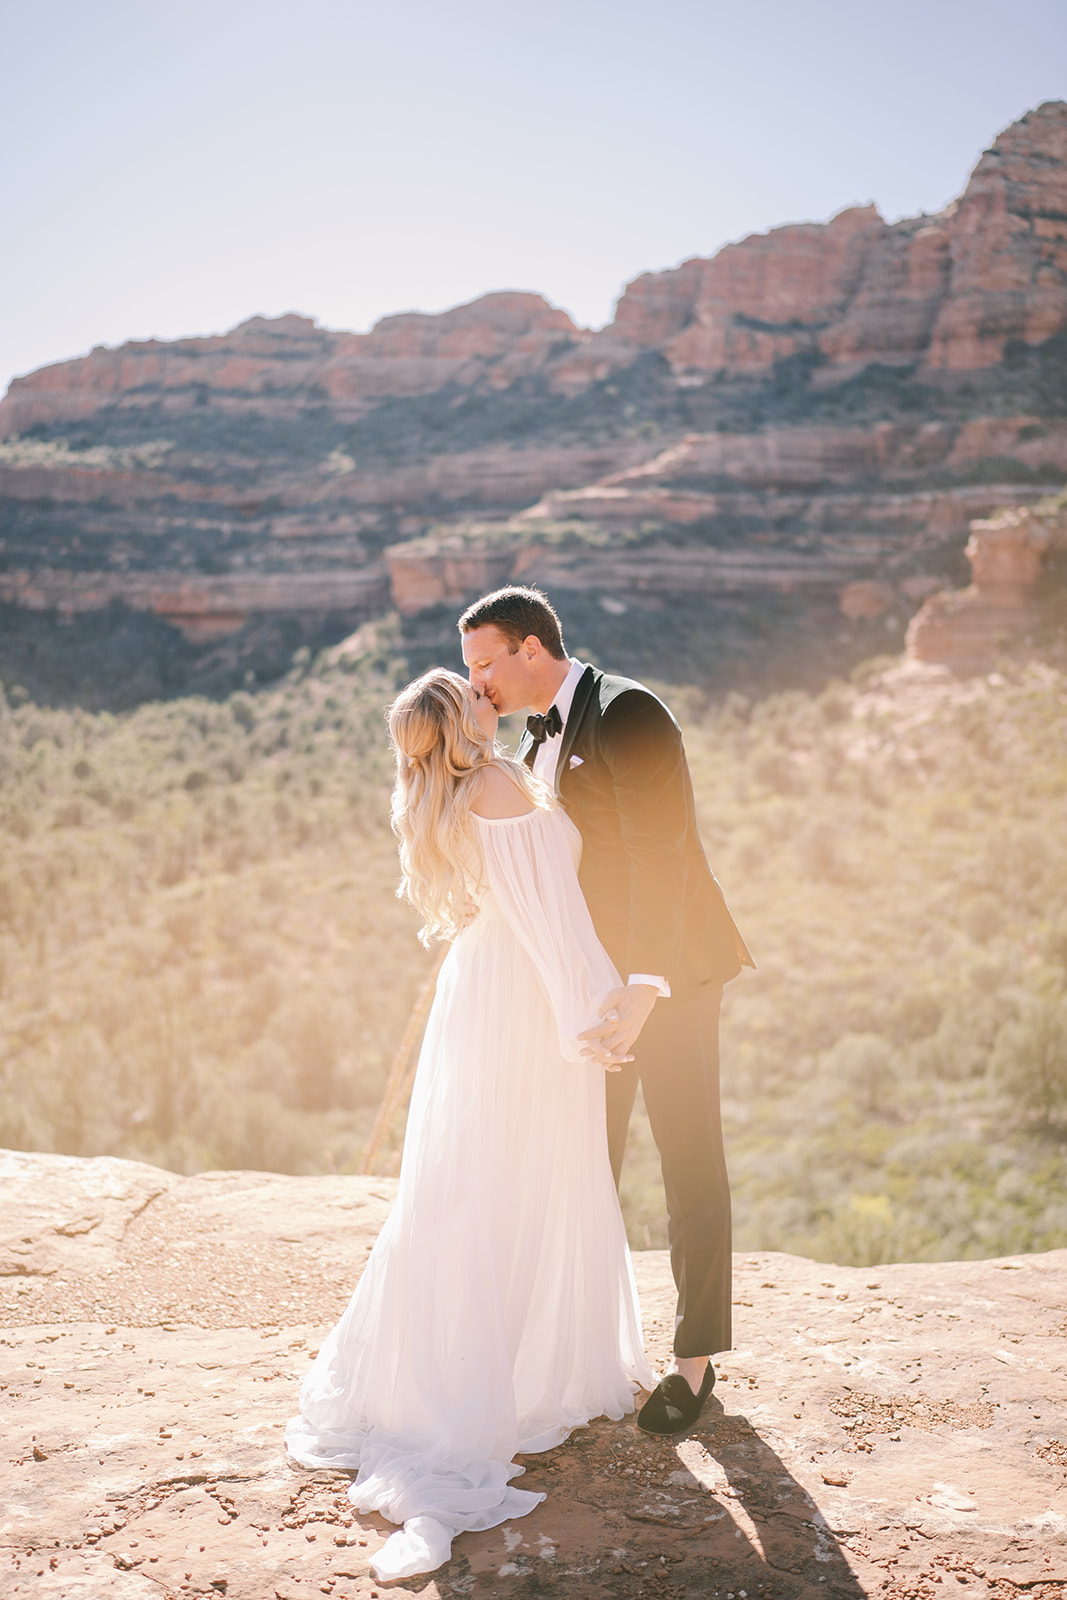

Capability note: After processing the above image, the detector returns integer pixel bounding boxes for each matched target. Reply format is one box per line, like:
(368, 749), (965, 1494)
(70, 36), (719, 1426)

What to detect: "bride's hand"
(579, 984), (657, 1064)
(580, 1043), (633, 1072)
(580, 993), (639, 1071)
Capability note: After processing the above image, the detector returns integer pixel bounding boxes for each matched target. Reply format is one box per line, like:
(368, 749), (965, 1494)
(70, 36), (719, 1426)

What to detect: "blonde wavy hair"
(389, 668), (550, 945)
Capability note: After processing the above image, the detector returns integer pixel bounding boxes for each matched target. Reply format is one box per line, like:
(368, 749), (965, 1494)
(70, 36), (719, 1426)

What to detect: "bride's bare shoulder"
(470, 763), (537, 820)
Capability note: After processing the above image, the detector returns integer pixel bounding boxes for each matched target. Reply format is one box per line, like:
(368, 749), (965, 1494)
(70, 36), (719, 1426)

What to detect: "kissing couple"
(286, 585), (752, 1580)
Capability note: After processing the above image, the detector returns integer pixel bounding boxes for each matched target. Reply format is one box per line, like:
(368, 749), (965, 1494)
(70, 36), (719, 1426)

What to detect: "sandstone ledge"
(0, 568), (390, 641)
(2, 1151), (1065, 1599)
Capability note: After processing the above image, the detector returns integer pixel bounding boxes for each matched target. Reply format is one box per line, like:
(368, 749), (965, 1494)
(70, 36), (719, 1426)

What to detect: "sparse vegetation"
(622, 660), (1067, 1263)
(0, 622), (433, 1176)
(2, 625), (1066, 1267)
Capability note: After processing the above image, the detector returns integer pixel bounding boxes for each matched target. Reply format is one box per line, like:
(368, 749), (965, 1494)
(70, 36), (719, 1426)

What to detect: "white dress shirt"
(531, 658), (670, 1000)
(531, 658), (585, 788)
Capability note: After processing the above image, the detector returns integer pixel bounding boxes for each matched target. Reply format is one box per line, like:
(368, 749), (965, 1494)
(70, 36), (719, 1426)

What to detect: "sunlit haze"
(2, 0), (1065, 397)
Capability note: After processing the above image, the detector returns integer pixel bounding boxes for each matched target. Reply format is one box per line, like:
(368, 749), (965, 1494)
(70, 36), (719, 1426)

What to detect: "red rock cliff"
(556, 100), (1067, 385)
(1, 104), (1065, 639)
(0, 295), (584, 436)
(3, 103), (1066, 440)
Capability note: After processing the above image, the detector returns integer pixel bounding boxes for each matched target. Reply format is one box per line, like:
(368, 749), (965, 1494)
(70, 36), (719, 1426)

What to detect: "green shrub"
(991, 995), (1067, 1134)
(3, 649), (1067, 1262)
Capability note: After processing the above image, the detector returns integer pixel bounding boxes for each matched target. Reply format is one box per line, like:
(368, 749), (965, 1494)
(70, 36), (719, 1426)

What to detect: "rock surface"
(906, 499), (1067, 673)
(0, 296), (581, 437)
(518, 416), (1067, 536)
(381, 417), (1067, 617)
(570, 100), (1067, 384)
(4, 104), (1065, 439)
(0, 104), (1065, 637)
(3, 1149), (1066, 1600)
(0, 568), (390, 641)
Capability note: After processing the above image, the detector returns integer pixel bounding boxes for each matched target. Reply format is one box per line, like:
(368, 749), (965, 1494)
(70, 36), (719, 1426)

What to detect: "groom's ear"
(521, 635), (543, 664)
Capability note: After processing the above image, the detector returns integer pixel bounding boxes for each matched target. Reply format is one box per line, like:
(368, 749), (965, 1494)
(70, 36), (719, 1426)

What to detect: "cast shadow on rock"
(659, 1396), (867, 1597)
(339, 1399), (865, 1597)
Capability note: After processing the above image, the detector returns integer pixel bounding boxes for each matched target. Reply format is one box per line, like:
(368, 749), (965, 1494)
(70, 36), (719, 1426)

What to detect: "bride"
(285, 668), (654, 1580)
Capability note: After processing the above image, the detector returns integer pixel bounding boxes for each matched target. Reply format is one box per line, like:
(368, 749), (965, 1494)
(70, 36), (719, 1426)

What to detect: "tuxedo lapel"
(516, 726), (536, 768)
(555, 665), (598, 796)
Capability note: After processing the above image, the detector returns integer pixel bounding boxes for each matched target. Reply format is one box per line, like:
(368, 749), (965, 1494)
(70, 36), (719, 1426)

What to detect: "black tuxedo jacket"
(517, 665), (753, 992)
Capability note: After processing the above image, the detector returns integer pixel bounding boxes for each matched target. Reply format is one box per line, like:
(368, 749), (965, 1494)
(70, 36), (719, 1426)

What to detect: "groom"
(460, 585), (752, 1434)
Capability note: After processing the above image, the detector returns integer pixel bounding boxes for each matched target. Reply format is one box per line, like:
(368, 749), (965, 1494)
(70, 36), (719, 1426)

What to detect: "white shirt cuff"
(627, 973), (671, 999)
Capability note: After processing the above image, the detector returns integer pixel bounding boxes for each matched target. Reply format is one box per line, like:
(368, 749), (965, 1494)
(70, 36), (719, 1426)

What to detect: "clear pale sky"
(2, 0), (1064, 400)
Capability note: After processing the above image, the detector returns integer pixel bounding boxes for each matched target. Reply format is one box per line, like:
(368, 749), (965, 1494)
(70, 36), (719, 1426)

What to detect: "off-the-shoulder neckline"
(471, 805), (549, 826)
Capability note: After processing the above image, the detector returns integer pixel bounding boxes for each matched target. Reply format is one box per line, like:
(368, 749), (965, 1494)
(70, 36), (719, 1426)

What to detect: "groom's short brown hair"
(458, 586), (567, 660)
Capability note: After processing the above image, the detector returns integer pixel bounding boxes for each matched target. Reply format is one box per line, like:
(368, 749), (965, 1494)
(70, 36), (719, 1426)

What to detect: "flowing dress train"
(285, 805), (654, 1580)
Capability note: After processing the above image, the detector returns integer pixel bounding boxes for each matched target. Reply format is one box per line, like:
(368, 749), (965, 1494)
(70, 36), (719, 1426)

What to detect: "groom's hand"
(579, 984), (658, 1064)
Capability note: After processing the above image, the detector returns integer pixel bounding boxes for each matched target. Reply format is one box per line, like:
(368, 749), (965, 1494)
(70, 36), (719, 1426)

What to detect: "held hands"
(579, 984), (659, 1071)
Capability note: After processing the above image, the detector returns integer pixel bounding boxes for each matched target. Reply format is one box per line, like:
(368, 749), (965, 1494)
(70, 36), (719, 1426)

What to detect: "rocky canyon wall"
(1, 103), (1065, 643)
(5, 103), (1065, 436)
(906, 495), (1067, 673)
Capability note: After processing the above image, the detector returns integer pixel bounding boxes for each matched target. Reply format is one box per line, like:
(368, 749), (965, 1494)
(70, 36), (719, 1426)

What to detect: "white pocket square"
(568, 754), (584, 768)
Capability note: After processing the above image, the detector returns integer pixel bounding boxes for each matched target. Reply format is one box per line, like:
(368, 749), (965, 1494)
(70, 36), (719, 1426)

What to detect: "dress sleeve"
(472, 808), (621, 1066)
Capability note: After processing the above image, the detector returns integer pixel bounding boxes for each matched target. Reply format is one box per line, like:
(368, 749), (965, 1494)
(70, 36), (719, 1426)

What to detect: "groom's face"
(461, 625), (536, 716)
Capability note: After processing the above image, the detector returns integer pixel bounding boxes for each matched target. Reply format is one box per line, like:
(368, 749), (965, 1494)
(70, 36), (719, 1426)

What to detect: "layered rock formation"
(0, 567), (390, 642)
(0, 296), (582, 437)
(4, 1148), (1066, 1600)
(553, 100), (1067, 387)
(520, 415), (1067, 540)
(384, 417), (1067, 616)
(1, 104), (1065, 642)
(907, 498), (1067, 673)
(5, 103), (1064, 438)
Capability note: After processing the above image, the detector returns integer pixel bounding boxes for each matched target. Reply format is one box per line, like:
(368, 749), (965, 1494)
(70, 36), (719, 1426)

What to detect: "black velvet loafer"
(637, 1364), (716, 1436)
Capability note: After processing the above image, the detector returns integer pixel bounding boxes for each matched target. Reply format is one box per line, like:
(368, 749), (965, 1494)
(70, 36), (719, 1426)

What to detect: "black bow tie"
(525, 704), (563, 748)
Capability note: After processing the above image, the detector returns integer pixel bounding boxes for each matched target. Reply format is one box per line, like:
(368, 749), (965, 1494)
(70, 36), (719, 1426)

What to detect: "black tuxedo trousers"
(519, 665), (747, 1361)
(605, 983), (731, 1359)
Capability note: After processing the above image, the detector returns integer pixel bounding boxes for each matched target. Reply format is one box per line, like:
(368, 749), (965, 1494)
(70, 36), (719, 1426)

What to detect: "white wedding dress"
(285, 804), (654, 1580)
